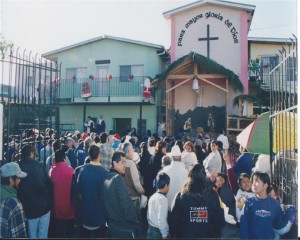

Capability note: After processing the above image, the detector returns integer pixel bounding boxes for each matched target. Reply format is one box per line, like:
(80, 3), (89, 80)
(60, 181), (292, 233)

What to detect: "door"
(113, 118), (131, 136)
(97, 66), (109, 96)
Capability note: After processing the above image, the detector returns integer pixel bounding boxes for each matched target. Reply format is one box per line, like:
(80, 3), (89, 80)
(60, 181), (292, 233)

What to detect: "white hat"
(1, 162), (27, 178)
(170, 145), (182, 157)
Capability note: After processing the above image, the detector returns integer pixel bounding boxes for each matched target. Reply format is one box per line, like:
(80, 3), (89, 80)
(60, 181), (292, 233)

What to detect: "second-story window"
(66, 67), (87, 83)
(120, 65), (144, 82)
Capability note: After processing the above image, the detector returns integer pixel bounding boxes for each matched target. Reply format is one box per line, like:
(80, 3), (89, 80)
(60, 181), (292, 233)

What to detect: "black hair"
(1, 176), (18, 186)
(52, 139), (60, 152)
(109, 129), (114, 135)
(251, 171), (272, 194)
(111, 150), (126, 166)
(148, 137), (155, 147)
(146, 129), (152, 137)
(21, 145), (34, 159)
(140, 142), (148, 155)
(157, 172), (170, 190)
(100, 132), (108, 144)
(55, 149), (65, 163)
(155, 140), (167, 154)
(89, 145), (100, 161)
(94, 135), (100, 143)
(175, 140), (184, 152)
(129, 138), (136, 146)
(216, 141), (223, 150)
(238, 173), (251, 186)
(181, 164), (208, 205)
(120, 136), (126, 143)
(217, 172), (228, 184)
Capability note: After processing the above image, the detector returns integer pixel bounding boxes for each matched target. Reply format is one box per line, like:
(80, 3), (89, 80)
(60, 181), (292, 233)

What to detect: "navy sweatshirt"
(240, 196), (287, 239)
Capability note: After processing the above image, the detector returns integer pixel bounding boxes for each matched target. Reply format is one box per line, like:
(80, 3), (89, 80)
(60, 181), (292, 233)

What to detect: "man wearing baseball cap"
(0, 162), (28, 238)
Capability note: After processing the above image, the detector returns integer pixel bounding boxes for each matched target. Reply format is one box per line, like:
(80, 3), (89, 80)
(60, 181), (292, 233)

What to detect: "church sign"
(177, 11), (239, 48)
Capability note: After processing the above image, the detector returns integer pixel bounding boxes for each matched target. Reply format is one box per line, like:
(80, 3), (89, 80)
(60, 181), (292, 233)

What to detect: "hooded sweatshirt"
(1, 185), (17, 200)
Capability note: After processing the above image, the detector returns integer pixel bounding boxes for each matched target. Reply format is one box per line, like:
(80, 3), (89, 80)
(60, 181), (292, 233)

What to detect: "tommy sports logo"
(190, 210), (208, 218)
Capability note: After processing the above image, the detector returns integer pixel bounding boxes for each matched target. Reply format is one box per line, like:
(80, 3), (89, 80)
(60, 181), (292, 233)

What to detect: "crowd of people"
(0, 122), (297, 239)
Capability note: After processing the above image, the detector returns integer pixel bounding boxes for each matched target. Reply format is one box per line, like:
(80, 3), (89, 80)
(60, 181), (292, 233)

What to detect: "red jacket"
(49, 162), (75, 219)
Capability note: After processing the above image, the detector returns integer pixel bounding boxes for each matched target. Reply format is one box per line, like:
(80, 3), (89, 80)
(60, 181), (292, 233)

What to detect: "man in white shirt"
(217, 130), (229, 153)
(147, 172), (170, 239)
(160, 145), (188, 211)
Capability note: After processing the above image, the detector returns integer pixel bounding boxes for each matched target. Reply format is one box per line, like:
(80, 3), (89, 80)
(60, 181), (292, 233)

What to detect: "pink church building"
(156, 0), (256, 135)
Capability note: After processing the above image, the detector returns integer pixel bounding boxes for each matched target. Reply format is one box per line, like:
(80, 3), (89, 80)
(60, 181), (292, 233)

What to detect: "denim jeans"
(147, 225), (162, 239)
(28, 211), (51, 238)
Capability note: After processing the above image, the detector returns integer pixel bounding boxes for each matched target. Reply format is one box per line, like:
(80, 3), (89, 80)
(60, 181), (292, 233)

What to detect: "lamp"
(192, 77), (199, 91)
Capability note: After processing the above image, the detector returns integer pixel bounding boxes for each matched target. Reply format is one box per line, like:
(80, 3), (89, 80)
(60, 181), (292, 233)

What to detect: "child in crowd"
(240, 172), (296, 239)
(147, 172), (170, 239)
(235, 173), (255, 223)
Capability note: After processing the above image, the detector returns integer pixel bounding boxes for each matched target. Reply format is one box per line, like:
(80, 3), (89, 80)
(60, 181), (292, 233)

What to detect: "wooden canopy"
(159, 52), (243, 135)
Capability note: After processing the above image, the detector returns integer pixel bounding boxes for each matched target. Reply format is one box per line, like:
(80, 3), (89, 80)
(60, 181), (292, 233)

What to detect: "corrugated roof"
(43, 35), (164, 57)
(248, 37), (294, 44)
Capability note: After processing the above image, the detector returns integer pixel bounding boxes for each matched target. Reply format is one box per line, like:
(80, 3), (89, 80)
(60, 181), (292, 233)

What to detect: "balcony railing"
(57, 76), (155, 102)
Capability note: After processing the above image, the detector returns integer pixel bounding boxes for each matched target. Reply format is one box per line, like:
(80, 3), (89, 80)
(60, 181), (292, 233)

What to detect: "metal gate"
(0, 42), (61, 163)
(267, 36), (298, 206)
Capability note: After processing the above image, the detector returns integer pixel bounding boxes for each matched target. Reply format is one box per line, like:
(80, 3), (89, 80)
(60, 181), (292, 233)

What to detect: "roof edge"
(43, 35), (164, 57)
(163, 0), (255, 18)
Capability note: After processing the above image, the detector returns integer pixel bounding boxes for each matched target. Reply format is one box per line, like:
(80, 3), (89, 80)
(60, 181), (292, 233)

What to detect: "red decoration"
(81, 82), (92, 98)
(53, 78), (60, 84)
(106, 74), (112, 80)
(128, 74), (134, 81)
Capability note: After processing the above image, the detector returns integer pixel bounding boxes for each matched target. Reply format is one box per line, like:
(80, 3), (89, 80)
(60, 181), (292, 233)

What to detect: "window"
(260, 56), (279, 83)
(261, 56), (279, 73)
(66, 68), (87, 83)
(120, 65), (144, 82)
(287, 56), (297, 81)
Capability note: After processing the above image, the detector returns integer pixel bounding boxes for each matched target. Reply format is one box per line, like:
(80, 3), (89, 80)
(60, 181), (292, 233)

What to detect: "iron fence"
(268, 35), (298, 206)
(0, 44), (61, 163)
(57, 75), (153, 100)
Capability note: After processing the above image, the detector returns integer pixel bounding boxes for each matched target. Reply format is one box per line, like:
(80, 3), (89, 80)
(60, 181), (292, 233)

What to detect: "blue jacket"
(76, 164), (108, 228)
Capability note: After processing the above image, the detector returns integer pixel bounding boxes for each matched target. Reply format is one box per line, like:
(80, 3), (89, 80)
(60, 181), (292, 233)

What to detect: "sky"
(0, 0), (298, 55)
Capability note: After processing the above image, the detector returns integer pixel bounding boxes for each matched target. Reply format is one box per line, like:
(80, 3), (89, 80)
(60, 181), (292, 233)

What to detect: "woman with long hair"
(170, 164), (225, 238)
(181, 141), (198, 171)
